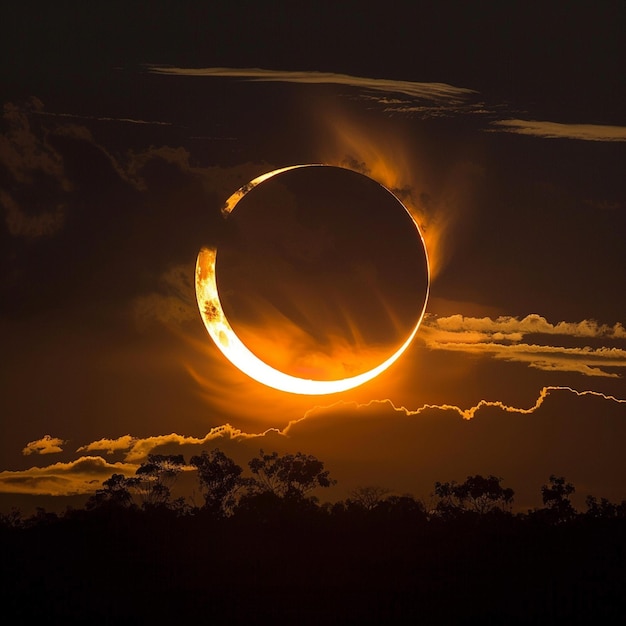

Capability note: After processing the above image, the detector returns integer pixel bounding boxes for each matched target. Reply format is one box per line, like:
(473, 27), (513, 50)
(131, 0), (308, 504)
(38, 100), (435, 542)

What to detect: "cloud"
(425, 314), (626, 339)
(33, 109), (173, 126)
(0, 98), (70, 187)
(0, 99), (73, 240)
(0, 98), (149, 244)
(359, 95), (491, 118)
(425, 342), (625, 378)
(419, 315), (626, 377)
(6, 388), (626, 507)
(146, 67), (626, 142)
(75, 435), (135, 455)
(0, 99), (180, 211)
(147, 66), (476, 101)
(131, 263), (198, 329)
(281, 386), (626, 509)
(298, 386), (625, 424)
(491, 119), (626, 142)
(146, 66), (478, 115)
(77, 425), (260, 463)
(22, 435), (66, 456)
(0, 457), (138, 496)
(1, 190), (66, 239)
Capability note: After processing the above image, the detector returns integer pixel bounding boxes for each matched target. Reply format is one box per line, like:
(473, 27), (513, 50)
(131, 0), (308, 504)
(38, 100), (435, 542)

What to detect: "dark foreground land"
(2, 508), (625, 625)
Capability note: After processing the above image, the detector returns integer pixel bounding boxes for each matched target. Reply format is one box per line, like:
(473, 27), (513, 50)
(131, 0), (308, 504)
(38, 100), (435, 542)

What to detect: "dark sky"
(3, 3), (624, 115)
(1, 2), (625, 513)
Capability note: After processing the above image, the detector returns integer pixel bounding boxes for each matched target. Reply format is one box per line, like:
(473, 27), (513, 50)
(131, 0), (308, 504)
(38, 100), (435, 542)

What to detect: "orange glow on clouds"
(312, 111), (478, 281)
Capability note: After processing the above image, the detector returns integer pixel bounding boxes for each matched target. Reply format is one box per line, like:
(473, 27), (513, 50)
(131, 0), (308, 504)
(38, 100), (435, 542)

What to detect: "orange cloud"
(426, 314), (626, 339)
(0, 457), (138, 496)
(5, 387), (626, 508)
(420, 315), (626, 377)
(491, 119), (626, 142)
(298, 386), (625, 423)
(22, 435), (66, 456)
(146, 66), (476, 106)
(280, 386), (626, 509)
(77, 426), (261, 463)
(76, 435), (135, 455)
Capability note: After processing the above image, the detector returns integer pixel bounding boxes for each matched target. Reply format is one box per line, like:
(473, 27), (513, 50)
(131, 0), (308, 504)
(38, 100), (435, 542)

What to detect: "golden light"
(195, 164), (429, 395)
(310, 108), (467, 281)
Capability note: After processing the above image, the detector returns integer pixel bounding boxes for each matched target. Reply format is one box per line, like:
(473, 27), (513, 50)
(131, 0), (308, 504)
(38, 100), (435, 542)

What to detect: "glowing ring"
(195, 164), (429, 394)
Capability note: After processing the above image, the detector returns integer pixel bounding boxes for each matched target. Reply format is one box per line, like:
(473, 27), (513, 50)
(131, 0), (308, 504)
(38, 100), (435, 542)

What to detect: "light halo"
(195, 164), (430, 395)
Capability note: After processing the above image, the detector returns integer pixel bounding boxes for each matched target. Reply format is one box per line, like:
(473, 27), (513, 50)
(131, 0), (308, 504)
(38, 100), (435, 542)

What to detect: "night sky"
(1, 2), (625, 513)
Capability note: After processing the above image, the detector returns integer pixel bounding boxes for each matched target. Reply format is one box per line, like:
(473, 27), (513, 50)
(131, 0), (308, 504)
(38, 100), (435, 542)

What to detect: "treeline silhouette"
(2, 449), (625, 624)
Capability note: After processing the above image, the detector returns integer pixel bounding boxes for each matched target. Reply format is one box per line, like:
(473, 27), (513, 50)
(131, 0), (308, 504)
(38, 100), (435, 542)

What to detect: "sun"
(195, 164), (429, 395)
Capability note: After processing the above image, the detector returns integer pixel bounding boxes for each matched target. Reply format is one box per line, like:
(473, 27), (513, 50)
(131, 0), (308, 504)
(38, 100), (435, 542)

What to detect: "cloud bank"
(145, 68), (626, 141)
(0, 457), (139, 496)
(77, 425), (260, 463)
(4, 387), (625, 511)
(420, 314), (626, 377)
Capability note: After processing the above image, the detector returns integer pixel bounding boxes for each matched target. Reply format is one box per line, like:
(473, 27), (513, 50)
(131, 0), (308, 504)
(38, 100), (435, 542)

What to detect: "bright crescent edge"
(195, 164), (430, 395)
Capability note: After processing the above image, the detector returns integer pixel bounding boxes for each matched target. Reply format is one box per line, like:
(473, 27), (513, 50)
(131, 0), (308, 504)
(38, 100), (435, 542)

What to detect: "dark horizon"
(4, 446), (625, 623)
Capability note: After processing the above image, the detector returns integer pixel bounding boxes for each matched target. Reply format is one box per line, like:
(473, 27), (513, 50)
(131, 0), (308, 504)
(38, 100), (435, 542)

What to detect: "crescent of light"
(195, 164), (430, 395)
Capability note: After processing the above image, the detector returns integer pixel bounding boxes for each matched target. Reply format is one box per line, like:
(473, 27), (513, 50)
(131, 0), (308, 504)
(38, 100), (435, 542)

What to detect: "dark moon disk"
(215, 165), (429, 380)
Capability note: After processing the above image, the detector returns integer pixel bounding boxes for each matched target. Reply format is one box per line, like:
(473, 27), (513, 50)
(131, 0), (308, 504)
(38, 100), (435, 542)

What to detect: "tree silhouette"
(25, 506), (59, 527)
(540, 475), (576, 522)
(85, 473), (137, 510)
(248, 449), (336, 499)
(585, 495), (607, 518)
(371, 495), (428, 524)
(585, 495), (620, 519)
(434, 474), (514, 517)
(0, 507), (23, 529)
(190, 449), (249, 516)
(347, 485), (392, 511)
(134, 454), (185, 509)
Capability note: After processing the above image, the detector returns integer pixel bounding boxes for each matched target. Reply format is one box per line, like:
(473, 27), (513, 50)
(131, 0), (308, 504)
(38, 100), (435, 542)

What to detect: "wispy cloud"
(6, 387), (625, 507)
(34, 110), (173, 126)
(425, 341), (626, 378)
(423, 314), (626, 340)
(131, 263), (197, 330)
(419, 314), (626, 377)
(146, 66), (477, 114)
(299, 385), (626, 423)
(77, 425), (261, 463)
(289, 386), (626, 508)
(147, 66), (476, 100)
(146, 66), (626, 138)
(22, 435), (66, 456)
(491, 119), (626, 142)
